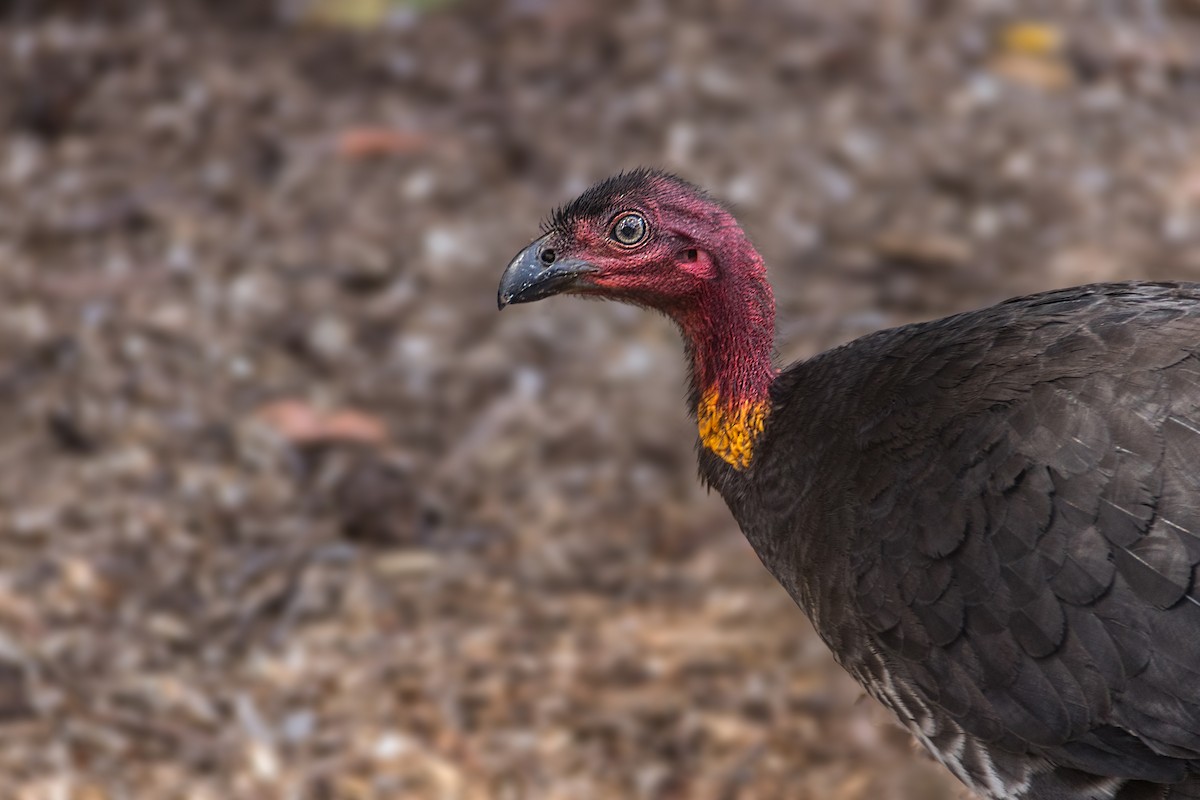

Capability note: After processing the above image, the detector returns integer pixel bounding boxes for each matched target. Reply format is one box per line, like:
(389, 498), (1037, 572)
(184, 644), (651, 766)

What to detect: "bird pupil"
(616, 215), (643, 244)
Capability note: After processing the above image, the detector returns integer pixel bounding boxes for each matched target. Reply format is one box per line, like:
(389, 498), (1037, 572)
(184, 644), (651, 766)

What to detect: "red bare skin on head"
(547, 172), (777, 418)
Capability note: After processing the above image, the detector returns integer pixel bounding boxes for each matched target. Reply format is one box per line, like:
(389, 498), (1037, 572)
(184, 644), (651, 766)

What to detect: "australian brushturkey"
(497, 169), (1200, 799)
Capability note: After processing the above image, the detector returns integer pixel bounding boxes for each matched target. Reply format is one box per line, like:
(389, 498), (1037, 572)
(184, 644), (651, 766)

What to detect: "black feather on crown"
(543, 168), (702, 234)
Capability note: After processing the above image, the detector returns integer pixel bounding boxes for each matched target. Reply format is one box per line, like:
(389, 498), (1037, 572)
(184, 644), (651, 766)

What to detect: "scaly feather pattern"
(727, 283), (1200, 799)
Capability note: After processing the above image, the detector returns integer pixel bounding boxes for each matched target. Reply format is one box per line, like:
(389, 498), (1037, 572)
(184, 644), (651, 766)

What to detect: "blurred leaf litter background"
(3, 0), (1200, 797)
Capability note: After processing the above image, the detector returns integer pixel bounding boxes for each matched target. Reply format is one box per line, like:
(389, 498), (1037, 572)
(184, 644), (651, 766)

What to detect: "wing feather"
(839, 285), (1200, 783)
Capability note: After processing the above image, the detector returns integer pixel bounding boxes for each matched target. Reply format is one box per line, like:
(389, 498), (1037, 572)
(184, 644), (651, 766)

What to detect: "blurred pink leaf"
(255, 400), (389, 446)
(335, 127), (428, 160)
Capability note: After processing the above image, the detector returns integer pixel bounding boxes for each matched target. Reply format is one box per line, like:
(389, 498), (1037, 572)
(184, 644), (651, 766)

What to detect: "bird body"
(735, 282), (1200, 799)
(498, 170), (1200, 799)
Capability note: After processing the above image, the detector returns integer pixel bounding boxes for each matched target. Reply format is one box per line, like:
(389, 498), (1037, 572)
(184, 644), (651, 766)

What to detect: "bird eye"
(610, 212), (648, 247)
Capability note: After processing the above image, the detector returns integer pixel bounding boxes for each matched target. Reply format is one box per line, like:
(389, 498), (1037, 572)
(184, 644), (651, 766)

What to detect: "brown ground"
(3, 1), (1200, 798)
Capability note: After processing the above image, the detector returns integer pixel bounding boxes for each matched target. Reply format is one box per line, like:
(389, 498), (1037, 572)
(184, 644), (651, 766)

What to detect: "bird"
(496, 168), (1200, 800)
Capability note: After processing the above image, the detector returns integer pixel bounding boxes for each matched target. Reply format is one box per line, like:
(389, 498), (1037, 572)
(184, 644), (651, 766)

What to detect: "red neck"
(669, 244), (776, 470)
(676, 248), (776, 412)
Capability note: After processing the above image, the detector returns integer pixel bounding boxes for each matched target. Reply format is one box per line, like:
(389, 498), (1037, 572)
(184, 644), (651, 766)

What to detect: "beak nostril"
(540, 248), (557, 267)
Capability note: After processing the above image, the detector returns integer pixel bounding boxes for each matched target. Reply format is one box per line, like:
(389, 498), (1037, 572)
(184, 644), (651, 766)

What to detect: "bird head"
(498, 169), (777, 470)
(497, 168), (764, 318)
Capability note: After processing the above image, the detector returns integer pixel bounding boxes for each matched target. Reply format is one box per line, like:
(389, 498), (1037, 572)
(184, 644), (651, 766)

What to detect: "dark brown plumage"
(498, 170), (1200, 799)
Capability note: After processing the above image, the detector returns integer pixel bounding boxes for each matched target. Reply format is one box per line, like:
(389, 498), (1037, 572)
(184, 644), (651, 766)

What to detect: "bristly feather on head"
(542, 168), (718, 235)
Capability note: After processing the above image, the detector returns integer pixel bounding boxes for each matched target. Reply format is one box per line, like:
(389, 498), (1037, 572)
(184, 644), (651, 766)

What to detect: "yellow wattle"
(697, 388), (769, 469)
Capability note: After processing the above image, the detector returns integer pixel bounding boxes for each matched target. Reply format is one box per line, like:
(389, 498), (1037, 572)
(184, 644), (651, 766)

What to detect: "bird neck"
(677, 257), (776, 470)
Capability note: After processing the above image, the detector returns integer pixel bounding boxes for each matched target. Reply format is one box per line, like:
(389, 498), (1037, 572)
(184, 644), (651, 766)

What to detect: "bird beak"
(497, 235), (598, 309)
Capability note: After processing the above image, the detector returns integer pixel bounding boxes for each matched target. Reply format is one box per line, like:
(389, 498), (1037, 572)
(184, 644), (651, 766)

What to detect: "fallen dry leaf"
(999, 22), (1064, 57)
(305, 0), (391, 30)
(254, 400), (390, 446)
(991, 21), (1072, 90)
(335, 127), (429, 160)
